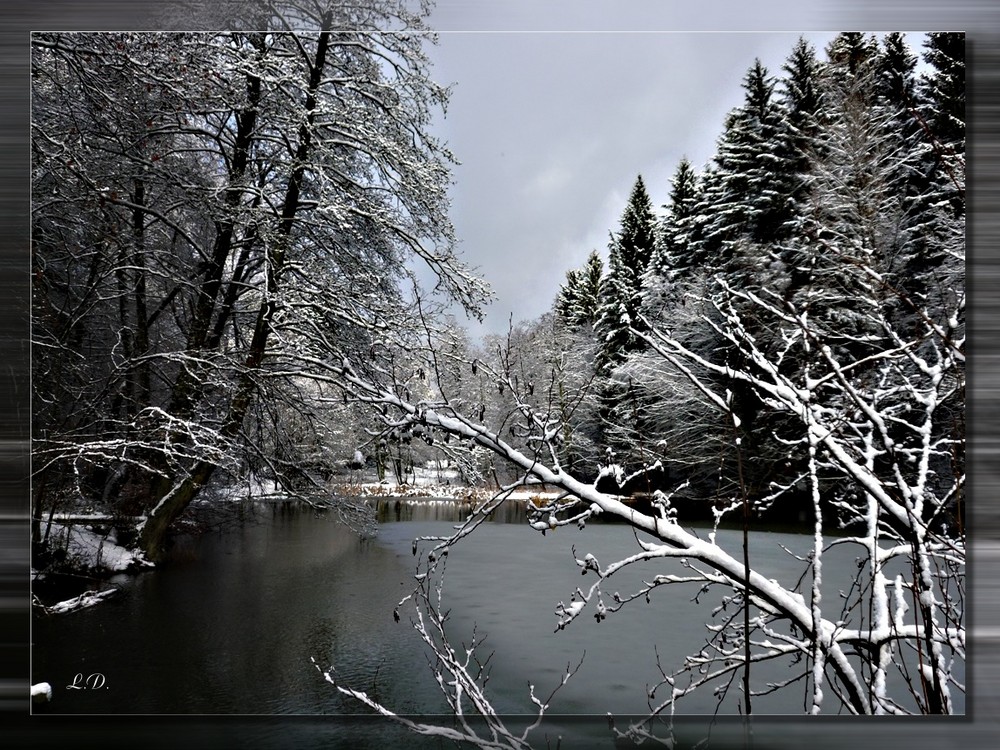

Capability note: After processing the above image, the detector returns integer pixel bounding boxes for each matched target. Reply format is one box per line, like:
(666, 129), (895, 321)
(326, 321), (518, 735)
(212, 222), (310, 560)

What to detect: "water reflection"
(370, 495), (528, 524)
(32, 497), (964, 725)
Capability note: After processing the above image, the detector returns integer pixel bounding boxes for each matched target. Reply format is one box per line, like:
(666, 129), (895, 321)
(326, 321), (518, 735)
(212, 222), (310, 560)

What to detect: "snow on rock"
(31, 682), (52, 703)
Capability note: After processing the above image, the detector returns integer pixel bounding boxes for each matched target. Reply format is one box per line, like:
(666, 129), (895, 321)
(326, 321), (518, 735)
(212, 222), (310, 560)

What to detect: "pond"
(31, 498), (964, 747)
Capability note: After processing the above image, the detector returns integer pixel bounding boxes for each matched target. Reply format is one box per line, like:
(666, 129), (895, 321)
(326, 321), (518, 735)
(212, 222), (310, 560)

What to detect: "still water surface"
(32, 499), (963, 745)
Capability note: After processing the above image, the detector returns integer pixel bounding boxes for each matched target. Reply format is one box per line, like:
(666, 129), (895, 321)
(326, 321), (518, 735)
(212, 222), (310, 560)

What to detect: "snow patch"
(45, 588), (119, 615)
(47, 521), (154, 574)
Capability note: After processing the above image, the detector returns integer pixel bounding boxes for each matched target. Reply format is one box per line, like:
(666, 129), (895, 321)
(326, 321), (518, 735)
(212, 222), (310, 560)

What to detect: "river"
(30, 498), (964, 746)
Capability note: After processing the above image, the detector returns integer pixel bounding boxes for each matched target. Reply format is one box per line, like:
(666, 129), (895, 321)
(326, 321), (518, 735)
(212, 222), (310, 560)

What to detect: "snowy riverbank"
(38, 518), (154, 575)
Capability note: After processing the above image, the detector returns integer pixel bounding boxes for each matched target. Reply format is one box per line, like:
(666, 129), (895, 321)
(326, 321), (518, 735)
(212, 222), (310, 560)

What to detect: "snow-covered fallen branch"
(43, 588), (120, 615)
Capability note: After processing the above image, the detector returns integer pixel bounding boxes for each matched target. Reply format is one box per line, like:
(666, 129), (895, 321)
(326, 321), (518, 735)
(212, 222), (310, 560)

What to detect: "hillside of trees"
(542, 32), (965, 529)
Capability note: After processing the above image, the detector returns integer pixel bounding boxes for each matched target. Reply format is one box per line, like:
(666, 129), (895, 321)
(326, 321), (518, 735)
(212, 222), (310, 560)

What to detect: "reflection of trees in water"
(372, 497), (528, 525)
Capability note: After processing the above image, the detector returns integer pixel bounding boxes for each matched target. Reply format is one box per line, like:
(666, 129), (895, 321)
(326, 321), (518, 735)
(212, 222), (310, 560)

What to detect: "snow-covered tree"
(31, 4), (489, 561)
(590, 176), (660, 463)
(595, 175), (658, 372)
(321, 205), (964, 720)
(778, 37), (826, 229)
(825, 31), (880, 78)
(920, 32), (965, 156)
(33, 22), (965, 741)
(554, 268), (582, 325)
(876, 32), (919, 112)
(648, 157), (700, 282)
(697, 59), (795, 276)
(554, 249), (603, 331)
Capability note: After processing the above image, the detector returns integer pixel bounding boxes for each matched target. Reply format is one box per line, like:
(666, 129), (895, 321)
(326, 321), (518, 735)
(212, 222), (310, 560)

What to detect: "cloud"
(422, 25), (882, 337)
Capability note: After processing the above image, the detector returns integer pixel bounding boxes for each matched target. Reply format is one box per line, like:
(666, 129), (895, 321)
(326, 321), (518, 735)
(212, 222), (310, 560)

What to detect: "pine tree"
(555, 268), (582, 325)
(683, 57), (810, 502)
(651, 157), (700, 281)
(555, 249), (603, 330)
(825, 32), (879, 77)
(792, 48), (908, 361)
(575, 249), (605, 327)
(595, 175), (658, 372)
(696, 59), (795, 287)
(641, 158), (704, 339)
(782, 37), (825, 142)
(870, 33), (945, 300)
(874, 33), (922, 181)
(918, 32), (965, 220)
(592, 176), (659, 464)
(772, 37), (830, 292)
(920, 32), (965, 152)
(779, 38), (826, 220)
(877, 32), (918, 111)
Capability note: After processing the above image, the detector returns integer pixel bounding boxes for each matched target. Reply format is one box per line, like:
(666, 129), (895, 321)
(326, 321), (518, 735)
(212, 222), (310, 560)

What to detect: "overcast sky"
(424, 28), (837, 336)
(406, 0), (980, 338)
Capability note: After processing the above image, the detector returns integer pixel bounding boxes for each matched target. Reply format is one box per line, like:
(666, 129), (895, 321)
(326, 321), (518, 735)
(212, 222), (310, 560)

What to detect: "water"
(31, 498), (964, 746)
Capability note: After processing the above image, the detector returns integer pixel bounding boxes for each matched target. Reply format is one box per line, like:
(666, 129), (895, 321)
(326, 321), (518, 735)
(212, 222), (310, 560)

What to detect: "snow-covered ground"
(327, 459), (653, 509)
(43, 520), (153, 575)
(33, 519), (152, 615)
(239, 462), (568, 504)
(339, 478), (565, 504)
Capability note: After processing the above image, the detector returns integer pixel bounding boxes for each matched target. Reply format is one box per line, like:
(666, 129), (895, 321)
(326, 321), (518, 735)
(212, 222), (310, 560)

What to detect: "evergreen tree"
(684, 57), (810, 503)
(871, 32), (946, 299)
(773, 37), (829, 291)
(595, 175), (658, 372)
(779, 38), (826, 218)
(650, 157), (700, 281)
(825, 32), (879, 77)
(918, 32), (965, 220)
(874, 32), (922, 180)
(555, 268), (582, 325)
(685, 163), (720, 274)
(576, 249), (605, 327)
(592, 176), (659, 463)
(792, 49), (907, 361)
(696, 59), (795, 284)
(641, 158), (704, 343)
(555, 249), (603, 330)
(876, 32), (918, 111)
(920, 32), (965, 152)
(781, 37), (826, 144)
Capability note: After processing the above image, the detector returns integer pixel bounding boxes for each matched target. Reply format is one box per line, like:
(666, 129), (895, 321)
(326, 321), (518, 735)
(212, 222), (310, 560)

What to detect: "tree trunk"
(137, 461), (216, 562)
(138, 29), (332, 561)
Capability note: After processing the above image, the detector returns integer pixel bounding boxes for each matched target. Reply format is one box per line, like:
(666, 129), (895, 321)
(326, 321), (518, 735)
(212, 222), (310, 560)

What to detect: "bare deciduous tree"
(32, 2), (489, 561)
